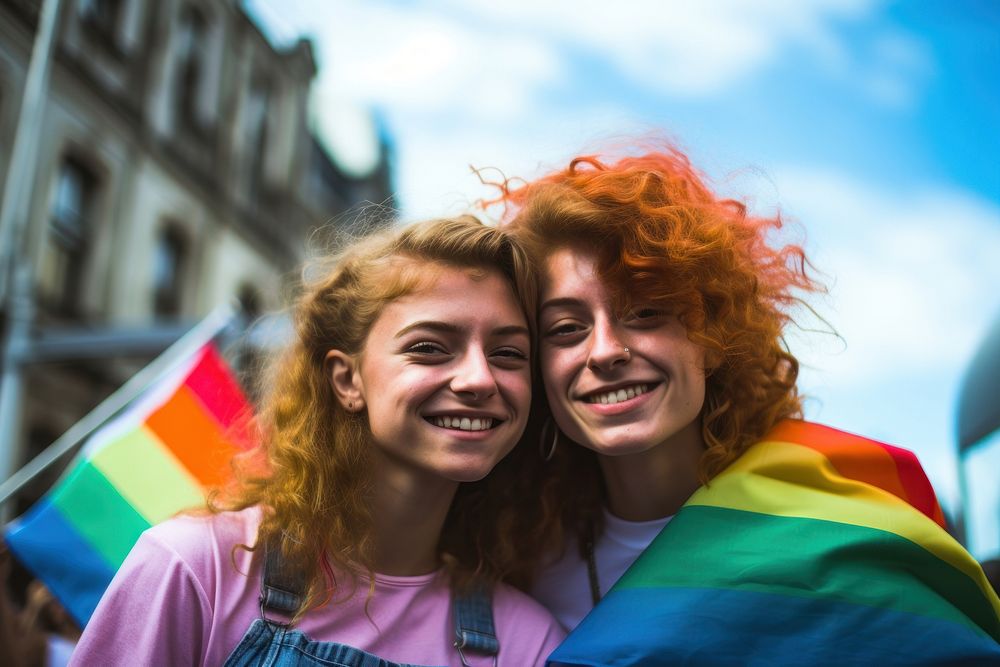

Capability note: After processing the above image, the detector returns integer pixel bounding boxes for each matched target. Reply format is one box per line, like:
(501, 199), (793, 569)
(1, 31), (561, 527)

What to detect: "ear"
(325, 350), (366, 413)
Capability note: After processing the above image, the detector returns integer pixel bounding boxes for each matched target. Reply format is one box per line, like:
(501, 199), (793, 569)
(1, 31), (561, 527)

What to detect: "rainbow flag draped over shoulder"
(4, 344), (252, 627)
(548, 421), (1000, 666)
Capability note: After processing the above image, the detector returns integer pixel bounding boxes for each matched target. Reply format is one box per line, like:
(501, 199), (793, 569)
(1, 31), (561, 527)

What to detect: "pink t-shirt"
(70, 507), (564, 667)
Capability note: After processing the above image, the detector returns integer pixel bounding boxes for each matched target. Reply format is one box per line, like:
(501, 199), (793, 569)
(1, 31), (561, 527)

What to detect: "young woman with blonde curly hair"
(70, 216), (564, 666)
(497, 144), (1000, 665)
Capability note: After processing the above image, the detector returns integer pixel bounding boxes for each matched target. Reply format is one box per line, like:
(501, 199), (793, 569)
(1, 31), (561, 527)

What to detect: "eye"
(405, 341), (448, 355)
(624, 306), (665, 326)
(545, 320), (586, 338)
(491, 346), (529, 362)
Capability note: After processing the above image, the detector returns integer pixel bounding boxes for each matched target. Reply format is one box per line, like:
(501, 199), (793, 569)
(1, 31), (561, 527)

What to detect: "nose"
(586, 318), (630, 372)
(450, 348), (499, 400)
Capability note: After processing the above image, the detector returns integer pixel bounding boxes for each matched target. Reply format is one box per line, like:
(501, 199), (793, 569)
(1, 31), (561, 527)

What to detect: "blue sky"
(246, 0), (1000, 520)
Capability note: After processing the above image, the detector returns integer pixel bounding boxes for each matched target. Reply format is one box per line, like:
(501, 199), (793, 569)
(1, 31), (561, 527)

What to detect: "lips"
(584, 383), (653, 405)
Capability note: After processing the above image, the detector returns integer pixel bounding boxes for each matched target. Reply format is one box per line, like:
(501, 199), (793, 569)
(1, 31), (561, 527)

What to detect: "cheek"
(502, 369), (533, 411)
(367, 366), (435, 408)
(690, 373), (707, 408)
(540, 346), (573, 384)
(540, 349), (574, 406)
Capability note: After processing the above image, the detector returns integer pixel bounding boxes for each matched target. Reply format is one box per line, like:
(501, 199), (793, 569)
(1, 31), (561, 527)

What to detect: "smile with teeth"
(428, 416), (497, 431)
(586, 384), (651, 405)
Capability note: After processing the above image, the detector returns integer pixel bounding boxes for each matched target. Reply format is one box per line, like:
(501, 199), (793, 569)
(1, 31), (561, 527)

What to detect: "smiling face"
(539, 247), (707, 457)
(330, 264), (532, 484)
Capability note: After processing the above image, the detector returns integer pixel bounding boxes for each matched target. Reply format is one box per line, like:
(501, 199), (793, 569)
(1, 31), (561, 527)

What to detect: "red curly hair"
(495, 145), (822, 562)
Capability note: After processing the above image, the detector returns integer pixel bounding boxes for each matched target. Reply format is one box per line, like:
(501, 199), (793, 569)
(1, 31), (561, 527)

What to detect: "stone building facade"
(0, 0), (394, 508)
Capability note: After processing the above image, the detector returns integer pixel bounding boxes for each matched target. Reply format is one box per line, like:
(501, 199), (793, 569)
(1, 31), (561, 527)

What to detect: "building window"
(38, 157), (97, 315)
(246, 78), (270, 193)
(175, 5), (207, 134)
(79, 0), (123, 47)
(237, 284), (262, 322)
(152, 226), (187, 318)
(235, 283), (265, 396)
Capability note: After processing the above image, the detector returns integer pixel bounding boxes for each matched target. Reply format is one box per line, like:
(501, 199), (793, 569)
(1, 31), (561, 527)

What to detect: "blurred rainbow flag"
(4, 344), (252, 627)
(549, 421), (1000, 666)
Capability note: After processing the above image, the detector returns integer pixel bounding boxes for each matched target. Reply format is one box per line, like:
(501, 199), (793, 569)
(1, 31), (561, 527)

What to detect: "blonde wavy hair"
(212, 215), (542, 615)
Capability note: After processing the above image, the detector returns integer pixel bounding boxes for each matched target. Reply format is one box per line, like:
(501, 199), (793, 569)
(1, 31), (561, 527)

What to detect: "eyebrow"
(539, 297), (586, 313)
(394, 321), (530, 339)
(492, 325), (531, 338)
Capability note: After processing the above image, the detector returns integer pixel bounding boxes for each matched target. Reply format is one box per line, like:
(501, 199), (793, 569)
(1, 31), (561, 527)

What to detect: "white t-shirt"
(71, 507), (565, 666)
(531, 508), (671, 631)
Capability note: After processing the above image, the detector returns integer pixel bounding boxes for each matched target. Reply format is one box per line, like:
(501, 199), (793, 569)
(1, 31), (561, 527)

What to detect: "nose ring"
(623, 347), (630, 355)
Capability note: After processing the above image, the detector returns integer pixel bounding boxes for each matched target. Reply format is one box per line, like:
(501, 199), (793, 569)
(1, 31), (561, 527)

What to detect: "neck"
(598, 421), (705, 521)
(369, 455), (458, 576)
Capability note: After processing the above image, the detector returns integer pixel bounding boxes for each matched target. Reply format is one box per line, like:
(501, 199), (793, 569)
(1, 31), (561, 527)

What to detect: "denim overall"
(223, 545), (500, 667)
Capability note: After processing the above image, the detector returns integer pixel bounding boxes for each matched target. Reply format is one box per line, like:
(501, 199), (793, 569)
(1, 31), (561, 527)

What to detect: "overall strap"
(259, 541), (306, 625)
(452, 583), (499, 666)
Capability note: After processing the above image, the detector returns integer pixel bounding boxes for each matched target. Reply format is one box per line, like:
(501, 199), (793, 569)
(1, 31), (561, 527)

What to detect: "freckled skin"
(356, 267), (532, 484)
(539, 248), (706, 457)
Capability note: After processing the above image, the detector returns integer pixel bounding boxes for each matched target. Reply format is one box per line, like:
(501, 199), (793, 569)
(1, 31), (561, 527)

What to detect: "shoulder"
(123, 506), (261, 605)
(142, 506), (261, 564)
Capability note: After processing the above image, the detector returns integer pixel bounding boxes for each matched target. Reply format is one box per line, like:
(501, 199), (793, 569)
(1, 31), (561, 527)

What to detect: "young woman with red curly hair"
(70, 216), (564, 666)
(499, 145), (1000, 665)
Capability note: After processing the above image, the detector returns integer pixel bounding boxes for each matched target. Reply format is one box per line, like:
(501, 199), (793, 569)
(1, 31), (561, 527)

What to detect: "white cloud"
(248, 0), (566, 174)
(248, 0), (936, 178)
(309, 90), (380, 175)
(770, 167), (1000, 388)
(386, 107), (650, 220)
(437, 0), (880, 95)
(305, 2), (563, 121)
(253, 0), (916, 121)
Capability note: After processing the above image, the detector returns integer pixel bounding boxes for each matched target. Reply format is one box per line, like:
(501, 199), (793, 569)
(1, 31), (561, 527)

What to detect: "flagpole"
(0, 0), (65, 518)
(0, 303), (239, 515)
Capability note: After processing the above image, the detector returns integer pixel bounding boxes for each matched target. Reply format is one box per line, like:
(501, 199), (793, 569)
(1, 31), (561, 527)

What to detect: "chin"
(586, 439), (661, 457)
(437, 460), (498, 484)
(574, 427), (665, 457)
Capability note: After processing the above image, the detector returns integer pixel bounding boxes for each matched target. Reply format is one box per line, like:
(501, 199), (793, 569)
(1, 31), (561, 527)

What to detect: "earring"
(539, 417), (559, 462)
(348, 401), (354, 410)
